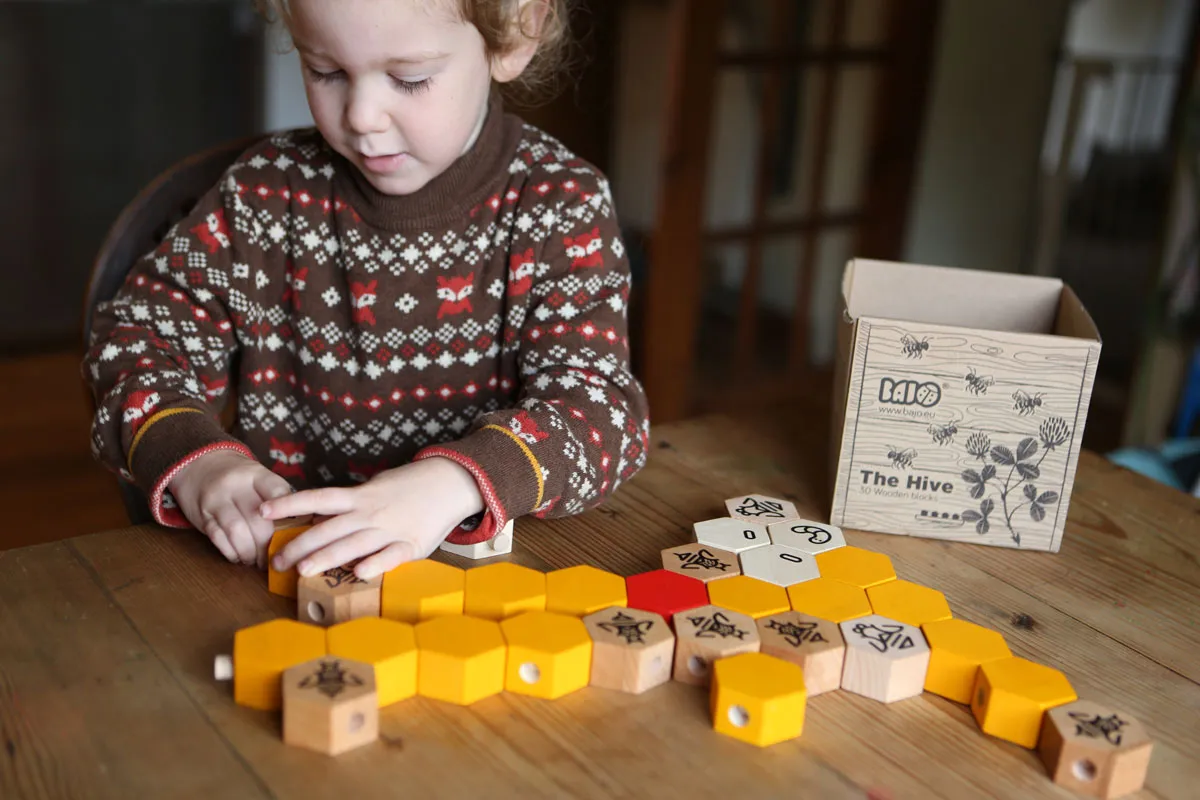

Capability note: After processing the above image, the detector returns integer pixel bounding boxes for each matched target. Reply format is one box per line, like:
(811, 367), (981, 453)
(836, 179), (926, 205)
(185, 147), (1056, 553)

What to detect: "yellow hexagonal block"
(464, 563), (546, 621)
(221, 618), (327, 710)
(971, 656), (1077, 748)
(815, 546), (896, 589)
(267, 524), (311, 598)
(545, 565), (627, 617)
(867, 579), (953, 627)
(327, 617), (418, 708)
(786, 577), (872, 623)
(381, 559), (465, 623)
(706, 576), (790, 620)
(414, 615), (507, 705)
(711, 652), (807, 747)
(500, 611), (593, 699)
(921, 618), (1011, 703)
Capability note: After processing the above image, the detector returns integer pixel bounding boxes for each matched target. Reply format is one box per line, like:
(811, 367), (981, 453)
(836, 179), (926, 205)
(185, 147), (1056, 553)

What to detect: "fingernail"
(271, 556), (283, 571)
(259, 503), (272, 517)
(298, 562), (316, 577)
(357, 567), (379, 581)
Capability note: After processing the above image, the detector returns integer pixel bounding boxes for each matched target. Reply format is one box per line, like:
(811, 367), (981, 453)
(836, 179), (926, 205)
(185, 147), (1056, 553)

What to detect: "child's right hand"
(168, 450), (294, 569)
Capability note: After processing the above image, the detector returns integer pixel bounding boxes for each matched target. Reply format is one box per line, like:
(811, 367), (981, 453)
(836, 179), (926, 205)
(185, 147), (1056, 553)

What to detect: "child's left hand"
(261, 457), (485, 580)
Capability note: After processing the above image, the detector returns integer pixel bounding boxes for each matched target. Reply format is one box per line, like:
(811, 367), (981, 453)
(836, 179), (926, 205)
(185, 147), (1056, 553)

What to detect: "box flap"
(1055, 286), (1102, 343)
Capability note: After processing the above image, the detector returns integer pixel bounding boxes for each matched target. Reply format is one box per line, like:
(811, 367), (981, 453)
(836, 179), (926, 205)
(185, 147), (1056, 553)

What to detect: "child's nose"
(345, 84), (389, 136)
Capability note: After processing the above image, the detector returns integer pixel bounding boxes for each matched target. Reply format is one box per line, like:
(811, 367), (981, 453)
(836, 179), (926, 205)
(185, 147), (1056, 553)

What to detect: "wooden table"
(2, 412), (1198, 799)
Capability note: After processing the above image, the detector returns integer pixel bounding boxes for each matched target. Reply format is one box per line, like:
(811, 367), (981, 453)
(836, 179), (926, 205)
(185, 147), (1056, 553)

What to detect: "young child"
(82, 0), (649, 582)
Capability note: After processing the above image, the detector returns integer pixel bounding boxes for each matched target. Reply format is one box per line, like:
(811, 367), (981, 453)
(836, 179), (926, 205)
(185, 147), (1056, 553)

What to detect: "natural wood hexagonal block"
(1038, 700), (1153, 799)
(766, 519), (846, 556)
(327, 617), (417, 708)
(739, 544), (820, 587)
(582, 607), (675, 694)
(545, 564), (627, 616)
(671, 604), (760, 686)
(815, 546), (896, 589)
(867, 579), (953, 627)
(267, 520), (312, 598)
(500, 611), (593, 699)
(439, 519), (515, 560)
(661, 543), (741, 583)
(625, 569), (709, 621)
(706, 575), (790, 620)
(414, 615), (506, 705)
(711, 652), (807, 747)
(692, 517), (770, 553)
(756, 611), (845, 696)
(282, 657), (378, 756)
(921, 618), (1011, 703)
(725, 494), (800, 524)
(463, 562), (546, 621)
(381, 559), (464, 623)
(972, 656), (1077, 748)
(297, 565), (382, 627)
(786, 577), (872, 623)
(214, 618), (327, 711)
(839, 614), (931, 703)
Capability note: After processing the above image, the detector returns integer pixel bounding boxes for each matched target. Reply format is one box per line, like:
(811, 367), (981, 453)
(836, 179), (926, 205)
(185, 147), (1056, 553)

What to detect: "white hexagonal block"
(692, 517), (770, 554)
(725, 494), (800, 524)
(739, 544), (820, 587)
(766, 519), (846, 556)
(439, 519), (514, 560)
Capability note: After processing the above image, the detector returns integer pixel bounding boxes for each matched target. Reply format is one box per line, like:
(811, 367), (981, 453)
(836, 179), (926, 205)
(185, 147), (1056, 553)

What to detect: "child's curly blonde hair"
(256, 0), (572, 101)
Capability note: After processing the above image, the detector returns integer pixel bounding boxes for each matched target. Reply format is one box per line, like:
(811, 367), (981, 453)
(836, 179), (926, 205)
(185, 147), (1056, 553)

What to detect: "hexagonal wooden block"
(867, 579), (953, 627)
(711, 652), (807, 747)
(380, 559), (465, 623)
(625, 569), (709, 621)
(267, 520), (312, 598)
(500, 611), (593, 699)
(725, 494), (800, 524)
(1038, 700), (1153, 799)
(545, 564), (627, 616)
(972, 656), (1077, 748)
(786, 577), (872, 623)
(463, 562), (546, 621)
(282, 657), (378, 756)
(706, 575), (790, 620)
(214, 618), (327, 711)
(439, 519), (515, 560)
(327, 617), (417, 708)
(839, 614), (931, 703)
(739, 544), (820, 587)
(815, 546), (896, 589)
(921, 618), (1011, 703)
(582, 607), (675, 694)
(414, 615), (506, 705)
(297, 565), (382, 627)
(671, 604), (760, 686)
(692, 517), (770, 554)
(661, 543), (741, 583)
(766, 519), (846, 556)
(757, 611), (845, 696)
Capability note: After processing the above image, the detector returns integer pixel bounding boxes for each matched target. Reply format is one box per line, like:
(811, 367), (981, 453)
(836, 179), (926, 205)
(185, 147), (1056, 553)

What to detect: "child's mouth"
(360, 153), (408, 173)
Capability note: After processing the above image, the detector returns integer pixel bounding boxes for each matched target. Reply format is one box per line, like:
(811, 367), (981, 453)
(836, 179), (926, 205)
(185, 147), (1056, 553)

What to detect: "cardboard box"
(829, 259), (1102, 553)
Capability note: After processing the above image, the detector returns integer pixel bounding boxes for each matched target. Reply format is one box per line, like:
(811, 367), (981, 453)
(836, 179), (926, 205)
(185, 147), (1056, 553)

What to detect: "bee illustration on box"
(886, 445), (918, 469)
(964, 366), (994, 396)
(927, 416), (959, 447)
(900, 333), (930, 359)
(1012, 389), (1045, 416)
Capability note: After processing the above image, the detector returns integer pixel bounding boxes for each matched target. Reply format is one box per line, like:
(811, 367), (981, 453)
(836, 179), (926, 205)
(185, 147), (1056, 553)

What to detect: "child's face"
(290, 0), (494, 196)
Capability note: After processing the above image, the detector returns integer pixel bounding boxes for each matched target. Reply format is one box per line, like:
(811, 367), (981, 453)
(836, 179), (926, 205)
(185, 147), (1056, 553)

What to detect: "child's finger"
(234, 495), (275, 569)
(272, 514), (363, 573)
(216, 511), (257, 564)
(204, 522), (239, 563)
(296, 528), (386, 577)
(352, 540), (418, 581)
(252, 471), (294, 503)
(259, 486), (356, 521)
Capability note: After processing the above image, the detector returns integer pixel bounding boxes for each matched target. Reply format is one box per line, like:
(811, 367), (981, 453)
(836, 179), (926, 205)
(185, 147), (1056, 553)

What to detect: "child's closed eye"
(389, 75), (433, 95)
(305, 66), (344, 83)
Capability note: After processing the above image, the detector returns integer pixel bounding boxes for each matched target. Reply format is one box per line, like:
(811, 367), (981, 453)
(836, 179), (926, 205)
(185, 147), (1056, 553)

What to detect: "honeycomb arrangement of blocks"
(221, 497), (1152, 797)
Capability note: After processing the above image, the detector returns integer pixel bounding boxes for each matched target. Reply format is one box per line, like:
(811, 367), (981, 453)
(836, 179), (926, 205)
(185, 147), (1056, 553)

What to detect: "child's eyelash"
(305, 66), (431, 95)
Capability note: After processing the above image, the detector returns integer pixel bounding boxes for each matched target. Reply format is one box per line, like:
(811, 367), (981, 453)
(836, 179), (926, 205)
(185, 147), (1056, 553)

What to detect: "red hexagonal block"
(626, 569), (709, 622)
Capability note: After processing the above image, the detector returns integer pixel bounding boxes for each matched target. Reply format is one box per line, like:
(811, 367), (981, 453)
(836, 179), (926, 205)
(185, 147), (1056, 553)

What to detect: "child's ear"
(490, 0), (551, 84)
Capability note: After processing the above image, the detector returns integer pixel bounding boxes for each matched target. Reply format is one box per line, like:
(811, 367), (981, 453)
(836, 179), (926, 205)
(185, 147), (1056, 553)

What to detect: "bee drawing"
(927, 419), (958, 446)
(900, 334), (930, 359)
(964, 367), (994, 396)
(1012, 389), (1045, 416)
(886, 445), (918, 469)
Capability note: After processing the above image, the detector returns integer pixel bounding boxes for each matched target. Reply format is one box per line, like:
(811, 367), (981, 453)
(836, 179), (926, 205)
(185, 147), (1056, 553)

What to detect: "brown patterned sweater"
(83, 94), (650, 544)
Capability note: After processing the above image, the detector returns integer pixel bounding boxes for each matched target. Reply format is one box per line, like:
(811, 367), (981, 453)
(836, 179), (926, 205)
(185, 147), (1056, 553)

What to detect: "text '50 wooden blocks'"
(213, 618), (327, 710)
(582, 607), (675, 694)
(283, 657), (378, 756)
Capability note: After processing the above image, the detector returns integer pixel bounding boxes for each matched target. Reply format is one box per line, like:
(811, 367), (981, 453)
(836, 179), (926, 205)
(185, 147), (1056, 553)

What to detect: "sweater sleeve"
(415, 172), (651, 543)
(82, 169), (256, 527)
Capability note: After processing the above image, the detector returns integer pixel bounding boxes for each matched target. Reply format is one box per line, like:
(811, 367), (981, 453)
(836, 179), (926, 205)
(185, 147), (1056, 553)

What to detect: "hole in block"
(307, 601), (326, 622)
(687, 655), (708, 676)
(519, 662), (541, 684)
(349, 712), (365, 732)
(728, 705), (750, 728)
(1072, 759), (1097, 782)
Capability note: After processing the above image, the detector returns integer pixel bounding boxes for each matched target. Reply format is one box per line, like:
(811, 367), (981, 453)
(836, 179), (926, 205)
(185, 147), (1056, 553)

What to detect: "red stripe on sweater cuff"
(413, 446), (503, 546)
(148, 441), (257, 528)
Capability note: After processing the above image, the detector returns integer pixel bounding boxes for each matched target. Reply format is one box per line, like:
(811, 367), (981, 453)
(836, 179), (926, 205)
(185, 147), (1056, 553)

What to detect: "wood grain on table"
(1, 412), (1197, 799)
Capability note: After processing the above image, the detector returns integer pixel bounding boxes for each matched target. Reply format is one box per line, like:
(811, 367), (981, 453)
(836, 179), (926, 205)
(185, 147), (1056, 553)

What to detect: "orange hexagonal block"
(545, 565), (627, 616)
(414, 615), (506, 705)
(500, 611), (593, 699)
(867, 580), (952, 627)
(972, 656), (1077, 748)
(267, 521), (312, 598)
(327, 617), (418, 707)
(706, 576), (790, 620)
(921, 618), (1011, 703)
(786, 577), (872, 623)
(215, 618), (327, 711)
(815, 546), (896, 589)
(711, 652), (807, 747)
(381, 559), (465, 623)
(464, 562), (546, 621)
